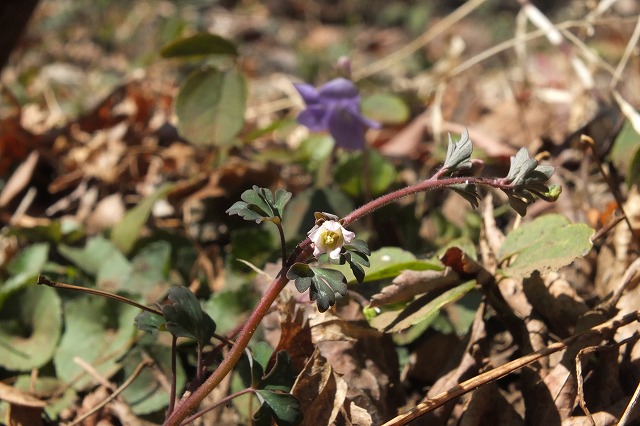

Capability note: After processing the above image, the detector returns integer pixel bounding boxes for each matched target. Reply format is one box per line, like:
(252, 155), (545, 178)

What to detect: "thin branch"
(342, 176), (514, 226)
(66, 360), (151, 426)
(164, 245), (313, 426)
(37, 275), (163, 316)
(352, 0), (487, 80)
(166, 336), (178, 418)
(179, 388), (255, 426)
(276, 221), (287, 269)
(382, 309), (640, 426)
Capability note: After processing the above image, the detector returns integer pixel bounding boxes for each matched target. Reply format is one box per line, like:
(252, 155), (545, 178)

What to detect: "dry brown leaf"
(459, 383), (524, 426)
(310, 306), (402, 423)
(271, 295), (313, 373)
(291, 349), (348, 426)
(0, 151), (38, 208)
(377, 111), (427, 159)
(523, 272), (589, 337)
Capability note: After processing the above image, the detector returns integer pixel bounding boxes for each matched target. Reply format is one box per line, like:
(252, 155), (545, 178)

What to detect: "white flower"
(308, 220), (355, 260)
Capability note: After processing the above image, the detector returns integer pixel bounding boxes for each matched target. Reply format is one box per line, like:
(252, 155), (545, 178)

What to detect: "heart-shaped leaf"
(161, 32), (238, 58)
(161, 286), (216, 346)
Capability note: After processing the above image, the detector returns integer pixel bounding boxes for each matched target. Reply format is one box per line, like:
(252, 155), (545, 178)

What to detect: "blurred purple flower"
(294, 78), (381, 150)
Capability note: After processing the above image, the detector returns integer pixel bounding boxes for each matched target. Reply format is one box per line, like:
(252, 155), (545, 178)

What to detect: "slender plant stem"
(276, 221), (287, 268)
(342, 176), (512, 226)
(37, 275), (163, 316)
(179, 388), (255, 426)
(197, 344), (204, 383)
(164, 246), (312, 426)
(164, 174), (516, 426)
(167, 336), (178, 417)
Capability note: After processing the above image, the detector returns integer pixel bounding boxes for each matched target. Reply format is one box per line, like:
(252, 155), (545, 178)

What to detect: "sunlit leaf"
(442, 129), (473, 173)
(254, 390), (302, 426)
(499, 214), (594, 280)
(161, 32), (238, 58)
(175, 67), (247, 146)
(111, 183), (174, 254)
(367, 280), (476, 333)
(54, 296), (138, 389)
(361, 93), (410, 125)
(0, 243), (49, 307)
(0, 286), (62, 370)
(334, 149), (396, 197)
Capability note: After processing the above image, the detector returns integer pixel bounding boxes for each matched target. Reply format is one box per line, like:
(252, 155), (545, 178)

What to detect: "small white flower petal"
(342, 228), (355, 243)
(328, 247), (342, 260)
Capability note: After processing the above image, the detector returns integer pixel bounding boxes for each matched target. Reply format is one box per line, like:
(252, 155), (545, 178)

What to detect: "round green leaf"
(498, 214), (594, 280)
(175, 67), (247, 146)
(161, 32), (238, 58)
(334, 150), (397, 197)
(120, 339), (186, 415)
(361, 93), (409, 125)
(0, 243), (49, 308)
(54, 296), (138, 390)
(0, 285), (62, 371)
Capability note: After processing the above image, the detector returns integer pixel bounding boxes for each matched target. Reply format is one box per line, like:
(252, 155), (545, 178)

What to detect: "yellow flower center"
(321, 230), (341, 248)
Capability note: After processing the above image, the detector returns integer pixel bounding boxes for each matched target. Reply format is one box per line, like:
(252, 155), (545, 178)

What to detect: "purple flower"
(294, 78), (381, 150)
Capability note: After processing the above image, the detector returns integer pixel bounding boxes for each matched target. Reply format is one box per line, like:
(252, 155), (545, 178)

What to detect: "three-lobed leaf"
(287, 264), (348, 312)
(227, 186), (292, 224)
(442, 128), (473, 173)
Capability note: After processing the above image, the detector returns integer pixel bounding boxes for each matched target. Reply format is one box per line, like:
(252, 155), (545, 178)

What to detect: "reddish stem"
(342, 176), (511, 226)
(164, 174), (513, 426)
(164, 246), (312, 426)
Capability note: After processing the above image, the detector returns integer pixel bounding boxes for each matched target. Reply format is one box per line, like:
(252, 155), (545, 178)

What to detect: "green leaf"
(120, 338), (186, 415)
(504, 148), (538, 185)
(203, 286), (258, 335)
(274, 189), (293, 218)
(309, 267), (347, 312)
(241, 186), (275, 218)
(361, 93), (409, 125)
(258, 351), (296, 392)
(287, 263), (314, 280)
(175, 67), (247, 146)
(334, 149), (396, 197)
(610, 120), (640, 182)
(343, 239), (370, 256)
(0, 285), (62, 370)
(368, 280), (476, 333)
(287, 263), (313, 293)
(161, 286), (216, 346)
(0, 243), (49, 307)
(7, 375), (76, 420)
(227, 186), (292, 224)
(134, 311), (166, 335)
(160, 32), (238, 58)
(289, 265), (347, 311)
(54, 296), (138, 389)
(330, 247), (440, 284)
(442, 129), (473, 173)
(626, 147), (640, 188)
(111, 183), (174, 254)
(254, 390), (303, 426)
(498, 214), (594, 280)
(58, 236), (119, 276)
